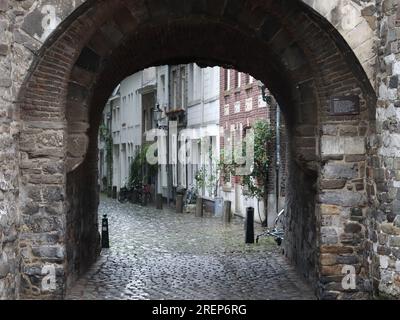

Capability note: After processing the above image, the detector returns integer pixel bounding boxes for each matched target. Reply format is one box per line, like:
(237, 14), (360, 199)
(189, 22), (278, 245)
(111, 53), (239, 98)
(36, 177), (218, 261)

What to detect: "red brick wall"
(219, 68), (286, 194)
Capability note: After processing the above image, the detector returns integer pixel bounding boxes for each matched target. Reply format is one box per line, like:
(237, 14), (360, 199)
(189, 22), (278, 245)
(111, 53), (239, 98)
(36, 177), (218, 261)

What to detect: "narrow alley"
(66, 196), (315, 300)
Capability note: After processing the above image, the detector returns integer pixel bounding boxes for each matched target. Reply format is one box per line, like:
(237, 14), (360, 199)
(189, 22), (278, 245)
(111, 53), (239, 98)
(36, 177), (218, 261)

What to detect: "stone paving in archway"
(66, 196), (316, 300)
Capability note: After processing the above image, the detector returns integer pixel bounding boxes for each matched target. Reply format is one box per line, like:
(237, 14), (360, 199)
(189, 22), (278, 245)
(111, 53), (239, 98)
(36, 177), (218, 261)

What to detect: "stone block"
(321, 227), (339, 245)
(43, 186), (64, 202)
(321, 265), (343, 276)
(389, 236), (400, 247)
(381, 223), (400, 235)
(321, 215), (341, 227)
(320, 254), (337, 266)
(378, 233), (388, 245)
(377, 245), (391, 256)
(322, 163), (358, 180)
(340, 232), (362, 245)
(340, 126), (358, 136)
(320, 204), (342, 215)
(336, 255), (359, 265)
(319, 191), (367, 207)
(31, 245), (64, 261)
(321, 179), (346, 190)
(0, 260), (10, 278)
(321, 136), (365, 156)
(67, 134), (89, 158)
(0, 0), (8, 12)
(344, 137), (365, 155)
(344, 222), (362, 234)
(345, 155), (366, 162)
(394, 215), (400, 228)
(350, 207), (364, 222)
(321, 136), (344, 156)
(0, 44), (7, 56)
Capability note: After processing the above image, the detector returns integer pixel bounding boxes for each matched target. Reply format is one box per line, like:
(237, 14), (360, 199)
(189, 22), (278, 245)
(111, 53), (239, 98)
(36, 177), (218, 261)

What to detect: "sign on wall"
(330, 96), (360, 116)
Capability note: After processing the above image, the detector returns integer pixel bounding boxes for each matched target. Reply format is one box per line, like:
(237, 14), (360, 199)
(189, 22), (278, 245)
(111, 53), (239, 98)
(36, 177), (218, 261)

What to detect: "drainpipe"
(275, 102), (281, 216)
(167, 65), (172, 207)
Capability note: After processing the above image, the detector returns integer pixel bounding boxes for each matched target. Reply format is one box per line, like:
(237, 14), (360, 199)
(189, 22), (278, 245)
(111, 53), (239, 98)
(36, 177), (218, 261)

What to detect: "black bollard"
(195, 196), (203, 217)
(176, 194), (184, 213)
(223, 200), (232, 223)
(245, 207), (255, 244)
(102, 214), (110, 248)
(156, 194), (163, 210)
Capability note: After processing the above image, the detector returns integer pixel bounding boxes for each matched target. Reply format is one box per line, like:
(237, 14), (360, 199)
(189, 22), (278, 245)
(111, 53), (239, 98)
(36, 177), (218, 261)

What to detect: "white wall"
(186, 64), (220, 198)
(156, 66), (170, 196)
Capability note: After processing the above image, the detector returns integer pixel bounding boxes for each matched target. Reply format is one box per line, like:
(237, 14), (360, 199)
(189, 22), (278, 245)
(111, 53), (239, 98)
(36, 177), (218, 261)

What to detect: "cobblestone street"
(66, 196), (316, 300)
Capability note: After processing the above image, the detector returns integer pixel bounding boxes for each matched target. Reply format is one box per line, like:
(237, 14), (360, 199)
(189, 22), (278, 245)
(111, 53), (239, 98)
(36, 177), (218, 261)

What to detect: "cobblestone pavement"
(66, 196), (316, 300)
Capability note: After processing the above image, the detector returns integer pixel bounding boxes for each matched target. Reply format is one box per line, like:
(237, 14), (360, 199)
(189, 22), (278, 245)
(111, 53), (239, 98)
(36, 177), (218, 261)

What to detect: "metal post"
(112, 186), (117, 199)
(156, 193), (163, 210)
(195, 196), (203, 217)
(102, 214), (110, 248)
(176, 194), (184, 213)
(223, 200), (231, 223)
(245, 207), (255, 244)
(276, 103), (281, 219)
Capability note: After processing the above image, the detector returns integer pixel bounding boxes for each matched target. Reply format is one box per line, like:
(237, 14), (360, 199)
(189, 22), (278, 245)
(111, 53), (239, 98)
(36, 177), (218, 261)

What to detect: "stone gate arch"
(14, 0), (377, 299)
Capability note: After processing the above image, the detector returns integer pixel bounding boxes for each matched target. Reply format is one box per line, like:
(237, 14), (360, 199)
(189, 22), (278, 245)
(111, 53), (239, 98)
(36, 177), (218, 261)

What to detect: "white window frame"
(234, 101), (241, 113)
(245, 97), (253, 112)
(237, 72), (241, 88)
(258, 95), (267, 108)
(224, 104), (230, 116)
(225, 69), (231, 91)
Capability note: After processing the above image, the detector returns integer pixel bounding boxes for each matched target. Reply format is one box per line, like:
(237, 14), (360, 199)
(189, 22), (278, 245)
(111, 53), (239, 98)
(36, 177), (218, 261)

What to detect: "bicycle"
(118, 185), (131, 203)
(185, 184), (197, 205)
(256, 209), (285, 246)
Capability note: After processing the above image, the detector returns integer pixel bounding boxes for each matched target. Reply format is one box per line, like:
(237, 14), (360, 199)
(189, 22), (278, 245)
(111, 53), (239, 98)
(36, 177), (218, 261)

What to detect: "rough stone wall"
(66, 134), (100, 289)
(2, 0), (399, 300)
(304, 0), (377, 85)
(0, 1), (20, 298)
(368, 0), (400, 299)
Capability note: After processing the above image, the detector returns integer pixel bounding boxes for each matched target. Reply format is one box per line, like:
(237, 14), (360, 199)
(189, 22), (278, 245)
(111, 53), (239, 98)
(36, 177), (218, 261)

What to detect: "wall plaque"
(330, 96), (360, 116)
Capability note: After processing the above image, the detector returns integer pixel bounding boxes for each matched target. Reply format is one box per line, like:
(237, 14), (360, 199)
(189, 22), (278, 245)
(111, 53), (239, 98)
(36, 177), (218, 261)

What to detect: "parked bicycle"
(256, 209), (285, 246)
(185, 184), (198, 205)
(118, 185), (132, 203)
(130, 183), (151, 204)
(117, 182), (152, 206)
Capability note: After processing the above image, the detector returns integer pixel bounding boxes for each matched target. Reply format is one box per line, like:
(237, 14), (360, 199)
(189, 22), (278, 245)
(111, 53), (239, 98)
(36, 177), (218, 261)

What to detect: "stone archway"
(14, 0), (377, 299)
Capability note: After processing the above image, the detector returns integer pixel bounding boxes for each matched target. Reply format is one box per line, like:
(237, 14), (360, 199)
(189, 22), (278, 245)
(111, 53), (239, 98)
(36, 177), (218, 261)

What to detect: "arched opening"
(17, 0), (376, 299)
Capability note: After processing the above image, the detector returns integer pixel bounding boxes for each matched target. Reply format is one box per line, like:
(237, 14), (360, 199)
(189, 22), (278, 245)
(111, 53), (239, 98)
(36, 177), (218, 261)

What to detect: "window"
(224, 104), (230, 116)
(180, 67), (186, 109)
(249, 75), (254, 84)
(188, 64), (194, 101)
(171, 133), (178, 187)
(245, 97), (253, 112)
(258, 95), (267, 108)
(172, 70), (177, 109)
(234, 101), (241, 113)
(160, 75), (166, 105)
(179, 142), (187, 188)
(224, 69), (231, 91)
(194, 65), (202, 100)
(245, 74), (250, 85)
(235, 71), (241, 88)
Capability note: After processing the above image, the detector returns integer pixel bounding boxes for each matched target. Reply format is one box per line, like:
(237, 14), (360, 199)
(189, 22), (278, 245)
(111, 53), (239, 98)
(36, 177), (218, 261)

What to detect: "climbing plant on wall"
(100, 123), (113, 194)
(241, 119), (274, 226)
(129, 144), (158, 189)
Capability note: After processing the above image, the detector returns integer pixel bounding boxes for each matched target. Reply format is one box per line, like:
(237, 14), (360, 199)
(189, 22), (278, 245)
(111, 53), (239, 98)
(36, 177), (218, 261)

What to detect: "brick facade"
(219, 69), (286, 221)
